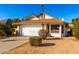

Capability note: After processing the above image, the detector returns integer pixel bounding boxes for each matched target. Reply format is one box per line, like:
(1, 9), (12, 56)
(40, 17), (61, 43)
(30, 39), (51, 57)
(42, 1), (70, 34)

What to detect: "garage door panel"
(22, 27), (30, 36)
(21, 25), (42, 36)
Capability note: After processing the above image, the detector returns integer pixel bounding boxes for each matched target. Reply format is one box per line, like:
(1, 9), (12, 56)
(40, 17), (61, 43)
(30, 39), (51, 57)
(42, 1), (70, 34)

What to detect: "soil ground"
(4, 37), (79, 54)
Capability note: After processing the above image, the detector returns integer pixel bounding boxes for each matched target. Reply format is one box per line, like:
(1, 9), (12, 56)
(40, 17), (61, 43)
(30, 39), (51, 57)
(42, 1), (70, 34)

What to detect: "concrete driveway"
(0, 36), (29, 54)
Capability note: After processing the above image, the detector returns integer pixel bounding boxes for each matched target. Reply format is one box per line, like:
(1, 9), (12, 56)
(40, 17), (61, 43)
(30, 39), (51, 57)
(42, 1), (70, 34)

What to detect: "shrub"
(5, 28), (13, 36)
(0, 29), (6, 36)
(30, 36), (42, 46)
(38, 29), (48, 39)
(72, 18), (79, 40)
(47, 34), (52, 37)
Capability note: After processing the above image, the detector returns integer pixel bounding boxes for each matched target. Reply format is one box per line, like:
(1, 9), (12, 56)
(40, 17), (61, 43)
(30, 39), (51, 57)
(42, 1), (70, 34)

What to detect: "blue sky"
(0, 4), (79, 23)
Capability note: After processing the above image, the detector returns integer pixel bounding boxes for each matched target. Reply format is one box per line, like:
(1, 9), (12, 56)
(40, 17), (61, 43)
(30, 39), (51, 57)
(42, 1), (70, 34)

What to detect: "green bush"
(5, 28), (13, 36)
(47, 34), (52, 37)
(30, 36), (42, 46)
(72, 18), (79, 40)
(38, 29), (48, 39)
(0, 29), (6, 36)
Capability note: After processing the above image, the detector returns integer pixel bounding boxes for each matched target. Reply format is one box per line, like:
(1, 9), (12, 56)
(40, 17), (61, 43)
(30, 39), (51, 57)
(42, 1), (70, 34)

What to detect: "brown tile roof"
(13, 13), (65, 25)
(13, 18), (65, 25)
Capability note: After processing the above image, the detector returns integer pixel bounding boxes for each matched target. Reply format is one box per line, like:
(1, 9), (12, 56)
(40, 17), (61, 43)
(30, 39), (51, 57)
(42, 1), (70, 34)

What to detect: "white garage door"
(21, 25), (42, 36)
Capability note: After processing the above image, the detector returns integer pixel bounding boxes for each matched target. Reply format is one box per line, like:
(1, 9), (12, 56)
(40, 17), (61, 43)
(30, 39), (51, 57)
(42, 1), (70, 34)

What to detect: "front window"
(51, 25), (59, 33)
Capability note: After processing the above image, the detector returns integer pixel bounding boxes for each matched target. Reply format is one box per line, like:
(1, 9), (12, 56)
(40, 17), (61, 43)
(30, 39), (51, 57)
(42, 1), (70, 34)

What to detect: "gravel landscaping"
(4, 37), (79, 54)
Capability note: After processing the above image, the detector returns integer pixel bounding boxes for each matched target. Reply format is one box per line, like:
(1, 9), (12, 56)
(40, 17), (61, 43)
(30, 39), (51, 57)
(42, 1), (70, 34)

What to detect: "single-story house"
(14, 13), (67, 37)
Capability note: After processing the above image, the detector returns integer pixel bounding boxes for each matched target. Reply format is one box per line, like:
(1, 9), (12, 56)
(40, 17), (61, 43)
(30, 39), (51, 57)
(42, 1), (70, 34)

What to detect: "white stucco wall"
(17, 24), (66, 37)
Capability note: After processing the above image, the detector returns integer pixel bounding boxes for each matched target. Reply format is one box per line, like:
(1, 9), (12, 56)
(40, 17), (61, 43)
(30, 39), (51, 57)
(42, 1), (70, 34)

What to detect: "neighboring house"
(14, 13), (67, 37)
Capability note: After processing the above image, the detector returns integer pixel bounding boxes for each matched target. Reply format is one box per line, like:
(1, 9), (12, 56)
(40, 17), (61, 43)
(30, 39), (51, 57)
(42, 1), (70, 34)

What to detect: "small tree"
(72, 18), (79, 40)
(0, 23), (6, 36)
(39, 29), (48, 39)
